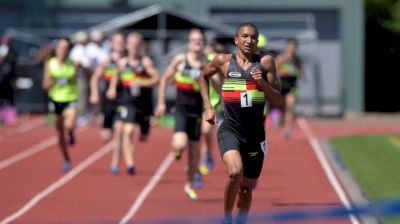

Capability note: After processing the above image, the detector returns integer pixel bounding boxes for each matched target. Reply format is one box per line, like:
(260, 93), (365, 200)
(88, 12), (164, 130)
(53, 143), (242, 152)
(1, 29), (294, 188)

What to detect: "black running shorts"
(49, 100), (77, 115)
(115, 104), (151, 135)
(217, 123), (268, 179)
(174, 106), (202, 141)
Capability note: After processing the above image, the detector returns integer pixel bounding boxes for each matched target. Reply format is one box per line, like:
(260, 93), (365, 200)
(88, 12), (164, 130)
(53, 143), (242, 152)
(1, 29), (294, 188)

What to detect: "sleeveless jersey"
(277, 57), (301, 93)
(48, 57), (78, 103)
(98, 60), (118, 94)
(277, 57), (301, 78)
(174, 57), (204, 115)
(206, 53), (222, 111)
(119, 60), (153, 113)
(221, 54), (266, 132)
(102, 60), (118, 82)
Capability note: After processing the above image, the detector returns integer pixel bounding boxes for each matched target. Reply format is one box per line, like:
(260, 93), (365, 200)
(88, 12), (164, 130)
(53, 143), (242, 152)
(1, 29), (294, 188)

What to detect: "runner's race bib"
(56, 78), (68, 86)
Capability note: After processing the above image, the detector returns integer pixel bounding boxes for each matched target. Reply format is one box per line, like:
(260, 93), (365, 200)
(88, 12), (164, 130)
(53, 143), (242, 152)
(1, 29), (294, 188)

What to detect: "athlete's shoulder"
(47, 57), (57, 69)
(166, 53), (184, 69)
(213, 53), (231, 64)
(99, 55), (112, 65)
(118, 57), (129, 67)
(172, 53), (186, 62)
(260, 54), (274, 64)
(47, 56), (57, 63)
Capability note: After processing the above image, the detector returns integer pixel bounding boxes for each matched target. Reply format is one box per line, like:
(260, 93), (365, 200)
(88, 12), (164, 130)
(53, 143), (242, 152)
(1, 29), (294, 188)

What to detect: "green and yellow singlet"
(48, 57), (78, 103)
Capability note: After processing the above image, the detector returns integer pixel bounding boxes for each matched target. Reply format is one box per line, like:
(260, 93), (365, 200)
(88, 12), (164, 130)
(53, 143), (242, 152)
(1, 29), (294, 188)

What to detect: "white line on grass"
(0, 141), (113, 224)
(297, 118), (360, 224)
(0, 126), (88, 171)
(119, 152), (175, 224)
(388, 136), (400, 150)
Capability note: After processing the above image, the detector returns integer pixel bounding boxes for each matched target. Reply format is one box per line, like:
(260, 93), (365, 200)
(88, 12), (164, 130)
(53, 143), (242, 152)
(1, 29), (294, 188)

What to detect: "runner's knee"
(240, 179), (258, 190)
(172, 132), (188, 149)
(227, 166), (242, 181)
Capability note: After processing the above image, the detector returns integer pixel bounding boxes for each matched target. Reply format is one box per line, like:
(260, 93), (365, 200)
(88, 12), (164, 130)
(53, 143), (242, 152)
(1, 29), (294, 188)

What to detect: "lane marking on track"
(0, 117), (44, 140)
(0, 141), (113, 224)
(0, 126), (88, 171)
(119, 152), (175, 224)
(297, 118), (360, 224)
(15, 117), (45, 133)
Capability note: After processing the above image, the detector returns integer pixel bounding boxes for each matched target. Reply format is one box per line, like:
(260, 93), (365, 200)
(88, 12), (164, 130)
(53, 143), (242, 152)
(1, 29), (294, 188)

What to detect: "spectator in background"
(0, 34), (17, 125)
(275, 38), (302, 139)
(35, 42), (54, 64)
(86, 29), (110, 71)
(69, 31), (91, 125)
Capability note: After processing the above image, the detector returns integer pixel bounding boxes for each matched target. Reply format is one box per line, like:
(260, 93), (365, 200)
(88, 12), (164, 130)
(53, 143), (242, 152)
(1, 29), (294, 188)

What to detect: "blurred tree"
(365, 0), (400, 112)
(372, 0), (400, 34)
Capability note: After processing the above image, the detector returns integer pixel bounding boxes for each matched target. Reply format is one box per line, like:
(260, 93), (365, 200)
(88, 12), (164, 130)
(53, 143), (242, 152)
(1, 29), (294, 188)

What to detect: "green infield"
(155, 114), (175, 128)
(331, 134), (400, 223)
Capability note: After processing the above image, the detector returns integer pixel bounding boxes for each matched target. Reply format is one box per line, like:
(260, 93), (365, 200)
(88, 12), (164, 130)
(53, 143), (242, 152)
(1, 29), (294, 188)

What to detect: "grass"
(330, 134), (400, 223)
(154, 114), (175, 128)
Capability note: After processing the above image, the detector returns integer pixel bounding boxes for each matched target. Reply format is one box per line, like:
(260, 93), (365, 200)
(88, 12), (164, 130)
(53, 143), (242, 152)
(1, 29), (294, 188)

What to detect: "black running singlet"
(174, 57), (204, 115)
(119, 61), (153, 113)
(221, 54), (267, 132)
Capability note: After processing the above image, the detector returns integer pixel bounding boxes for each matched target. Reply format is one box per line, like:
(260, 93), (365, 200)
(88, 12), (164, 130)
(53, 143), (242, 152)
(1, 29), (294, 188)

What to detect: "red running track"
(1, 115), (398, 223)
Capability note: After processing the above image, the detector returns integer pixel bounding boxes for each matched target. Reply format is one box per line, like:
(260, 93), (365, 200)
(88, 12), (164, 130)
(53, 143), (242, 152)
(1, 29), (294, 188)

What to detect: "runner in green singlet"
(42, 38), (79, 173)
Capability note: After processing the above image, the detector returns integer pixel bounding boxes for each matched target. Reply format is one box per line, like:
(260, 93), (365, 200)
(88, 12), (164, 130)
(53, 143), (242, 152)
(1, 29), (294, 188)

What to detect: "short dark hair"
(235, 23), (259, 37)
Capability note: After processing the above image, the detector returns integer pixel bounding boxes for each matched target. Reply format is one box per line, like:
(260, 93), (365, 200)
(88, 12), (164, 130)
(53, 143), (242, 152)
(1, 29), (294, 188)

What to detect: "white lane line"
(119, 152), (175, 224)
(16, 117), (45, 133)
(0, 141), (113, 224)
(297, 118), (360, 224)
(0, 126), (88, 171)
(0, 117), (44, 140)
(0, 137), (56, 170)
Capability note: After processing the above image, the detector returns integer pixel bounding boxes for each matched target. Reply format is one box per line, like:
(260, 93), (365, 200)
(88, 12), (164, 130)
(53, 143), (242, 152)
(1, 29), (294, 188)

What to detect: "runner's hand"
(251, 67), (264, 82)
(106, 88), (116, 99)
(89, 93), (99, 104)
(204, 107), (217, 125)
(154, 103), (166, 117)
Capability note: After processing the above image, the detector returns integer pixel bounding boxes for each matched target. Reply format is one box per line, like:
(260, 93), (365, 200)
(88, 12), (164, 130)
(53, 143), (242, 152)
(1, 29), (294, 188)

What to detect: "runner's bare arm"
(42, 60), (53, 91)
(199, 54), (224, 124)
(106, 58), (125, 99)
(89, 60), (107, 104)
(140, 56), (160, 88)
(154, 54), (184, 116)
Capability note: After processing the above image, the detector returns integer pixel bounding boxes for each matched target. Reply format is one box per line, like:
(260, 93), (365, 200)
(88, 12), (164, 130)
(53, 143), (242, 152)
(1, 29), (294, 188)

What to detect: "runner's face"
(56, 39), (70, 59)
(235, 26), (258, 54)
(287, 41), (297, 55)
(188, 31), (205, 53)
(127, 35), (142, 54)
(112, 34), (125, 53)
